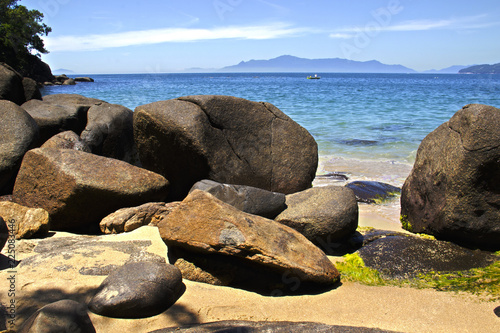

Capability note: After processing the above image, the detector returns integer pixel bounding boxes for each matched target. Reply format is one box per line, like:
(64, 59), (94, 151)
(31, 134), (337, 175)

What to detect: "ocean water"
(41, 72), (500, 170)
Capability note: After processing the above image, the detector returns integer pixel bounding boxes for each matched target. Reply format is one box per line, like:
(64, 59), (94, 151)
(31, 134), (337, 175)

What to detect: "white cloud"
(329, 15), (499, 38)
(44, 23), (309, 52)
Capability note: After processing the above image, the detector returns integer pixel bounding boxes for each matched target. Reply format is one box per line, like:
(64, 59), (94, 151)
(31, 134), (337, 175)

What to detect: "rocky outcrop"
(401, 104), (500, 250)
(190, 179), (286, 218)
(158, 190), (339, 291)
(100, 202), (180, 234)
(40, 130), (91, 152)
(134, 95), (318, 199)
(88, 261), (185, 318)
(0, 100), (39, 195)
(13, 148), (169, 231)
(75, 77), (94, 82)
(346, 181), (401, 204)
(275, 186), (358, 251)
(21, 94), (103, 144)
(0, 63), (25, 105)
(17, 300), (96, 333)
(0, 201), (50, 239)
(81, 102), (138, 164)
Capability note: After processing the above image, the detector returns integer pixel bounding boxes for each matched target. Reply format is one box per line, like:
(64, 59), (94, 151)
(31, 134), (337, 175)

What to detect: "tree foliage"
(0, 0), (51, 70)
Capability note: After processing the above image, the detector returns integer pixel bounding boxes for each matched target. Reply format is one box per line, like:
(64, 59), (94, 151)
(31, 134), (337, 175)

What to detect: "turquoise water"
(41, 73), (500, 163)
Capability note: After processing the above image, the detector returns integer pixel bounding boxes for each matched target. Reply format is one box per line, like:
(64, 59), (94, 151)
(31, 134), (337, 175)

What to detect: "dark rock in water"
(401, 104), (500, 250)
(81, 102), (138, 164)
(13, 148), (169, 231)
(88, 261), (185, 318)
(158, 190), (339, 291)
(339, 139), (379, 146)
(17, 299), (96, 333)
(0, 100), (39, 195)
(346, 181), (401, 204)
(190, 179), (286, 218)
(75, 77), (94, 82)
(134, 95), (318, 199)
(149, 321), (401, 333)
(0, 63), (25, 105)
(0, 217), (7, 252)
(316, 172), (349, 181)
(22, 77), (41, 101)
(275, 186), (358, 250)
(357, 231), (498, 279)
(41, 130), (91, 152)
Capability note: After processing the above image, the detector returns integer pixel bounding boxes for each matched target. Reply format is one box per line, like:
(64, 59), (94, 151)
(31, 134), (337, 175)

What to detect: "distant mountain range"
(220, 55), (416, 73)
(422, 65), (470, 74)
(459, 63), (500, 74)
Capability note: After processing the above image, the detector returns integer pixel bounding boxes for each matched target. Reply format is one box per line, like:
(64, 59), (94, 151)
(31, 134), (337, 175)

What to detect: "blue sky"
(23, 0), (500, 74)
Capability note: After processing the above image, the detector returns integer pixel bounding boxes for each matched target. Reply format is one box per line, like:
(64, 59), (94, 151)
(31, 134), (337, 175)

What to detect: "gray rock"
(401, 104), (500, 250)
(81, 102), (138, 164)
(134, 95), (318, 199)
(100, 201), (180, 234)
(275, 186), (358, 251)
(13, 148), (169, 231)
(150, 321), (401, 333)
(21, 77), (41, 102)
(17, 300), (96, 333)
(357, 230), (498, 279)
(62, 78), (76, 85)
(41, 130), (91, 152)
(190, 179), (286, 218)
(346, 181), (401, 204)
(88, 261), (185, 318)
(0, 63), (24, 105)
(0, 100), (39, 194)
(22, 94), (103, 143)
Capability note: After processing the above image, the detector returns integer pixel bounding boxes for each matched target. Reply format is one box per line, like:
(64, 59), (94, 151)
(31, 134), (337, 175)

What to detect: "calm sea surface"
(41, 73), (500, 165)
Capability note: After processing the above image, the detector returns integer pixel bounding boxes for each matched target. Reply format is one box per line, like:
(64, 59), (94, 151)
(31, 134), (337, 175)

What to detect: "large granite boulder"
(0, 63), (25, 105)
(190, 179), (286, 218)
(88, 261), (185, 318)
(0, 100), (39, 195)
(13, 148), (169, 231)
(40, 130), (91, 152)
(134, 95), (318, 199)
(81, 102), (138, 164)
(21, 94), (103, 144)
(401, 104), (500, 250)
(0, 201), (50, 239)
(100, 202), (180, 234)
(158, 190), (339, 292)
(275, 186), (358, 251)
(17, 300), (96, 333)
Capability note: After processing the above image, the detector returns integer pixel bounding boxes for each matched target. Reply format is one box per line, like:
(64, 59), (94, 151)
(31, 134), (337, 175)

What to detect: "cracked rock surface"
(134, 95), (318, 200)
(401, 104), (500, 250)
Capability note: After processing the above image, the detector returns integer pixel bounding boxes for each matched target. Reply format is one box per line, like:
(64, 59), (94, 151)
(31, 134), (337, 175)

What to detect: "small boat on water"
(307, 74), (321, 79)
